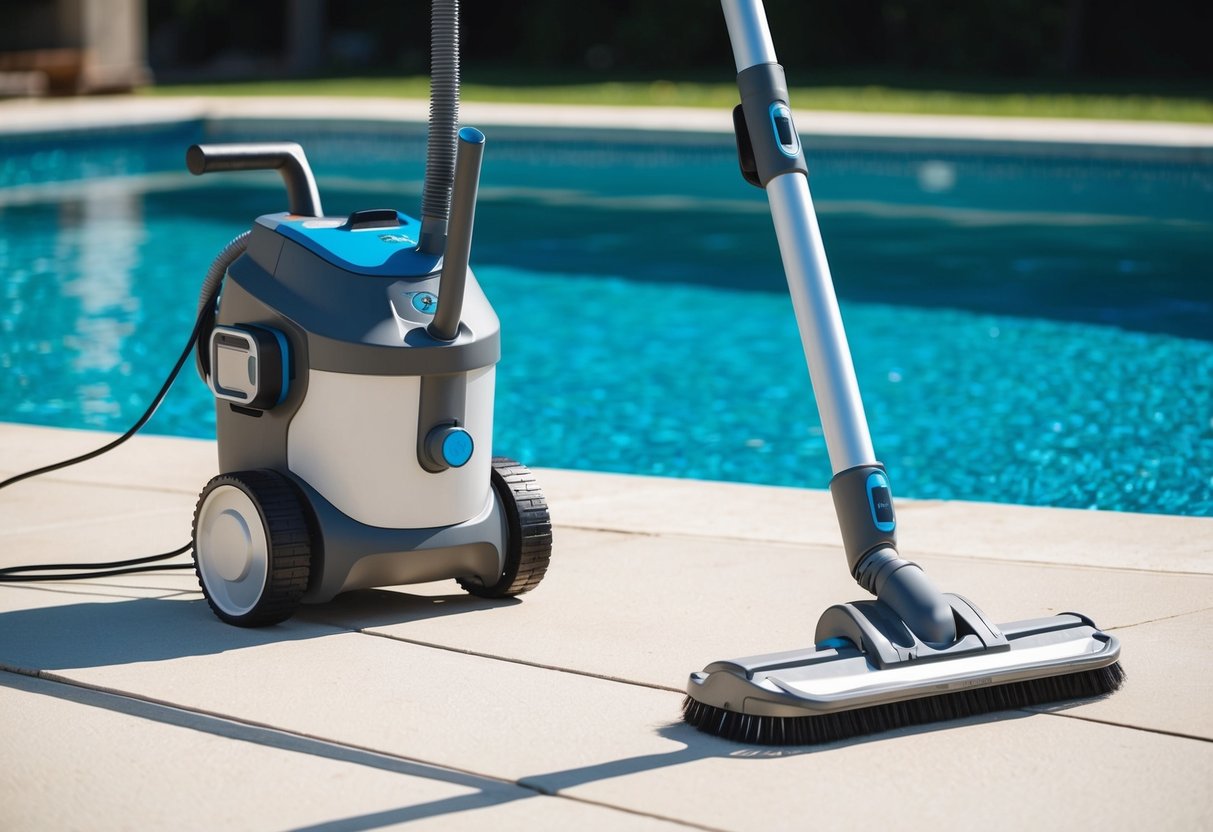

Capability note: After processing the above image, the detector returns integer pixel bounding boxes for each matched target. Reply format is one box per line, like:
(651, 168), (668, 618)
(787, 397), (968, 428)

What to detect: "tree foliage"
(145, 0), (1211, 84)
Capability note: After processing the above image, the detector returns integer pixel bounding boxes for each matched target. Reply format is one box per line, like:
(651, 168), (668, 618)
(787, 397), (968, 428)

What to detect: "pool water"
(1, 121), (1211, 516)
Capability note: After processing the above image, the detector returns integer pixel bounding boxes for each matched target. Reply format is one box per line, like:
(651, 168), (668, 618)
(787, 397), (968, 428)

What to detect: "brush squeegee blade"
(684, 599), (1123, 745)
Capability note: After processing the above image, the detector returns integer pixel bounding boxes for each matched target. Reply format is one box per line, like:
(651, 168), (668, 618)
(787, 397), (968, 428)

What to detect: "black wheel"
(459, 457), (552, 598)
(192, 469), (313, 626)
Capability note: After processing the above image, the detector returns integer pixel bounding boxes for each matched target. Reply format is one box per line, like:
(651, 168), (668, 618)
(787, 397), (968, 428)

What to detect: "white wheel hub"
(195, 485), (269, 617)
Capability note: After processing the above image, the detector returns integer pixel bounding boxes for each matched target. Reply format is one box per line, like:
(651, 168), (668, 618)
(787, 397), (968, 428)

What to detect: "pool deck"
(1, 422), (1211, 831)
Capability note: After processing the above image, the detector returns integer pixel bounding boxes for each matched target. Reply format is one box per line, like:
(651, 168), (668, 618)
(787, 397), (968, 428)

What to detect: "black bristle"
(683, 662), (1125, 746)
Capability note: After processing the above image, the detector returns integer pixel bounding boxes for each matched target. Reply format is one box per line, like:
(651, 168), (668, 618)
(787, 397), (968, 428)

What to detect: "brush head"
(683, 598), (1124, 746)
(684, 661), (1124, 745)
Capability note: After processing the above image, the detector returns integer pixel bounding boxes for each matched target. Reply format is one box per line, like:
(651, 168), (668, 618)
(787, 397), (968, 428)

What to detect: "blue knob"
(424, 424), (474, 471)
(441, 428), (474, 467)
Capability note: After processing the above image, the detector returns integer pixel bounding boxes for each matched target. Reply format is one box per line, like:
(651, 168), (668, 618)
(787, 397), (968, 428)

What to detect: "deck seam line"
(354, 628), (685, 693)
(552, 522), (1213, 576)
(1106, 605), (1213, 631)
(1037, 708), (1212, 743)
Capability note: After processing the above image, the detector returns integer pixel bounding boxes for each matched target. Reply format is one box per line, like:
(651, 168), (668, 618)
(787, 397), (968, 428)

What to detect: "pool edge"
(1, 96), (1212, 162)
(1, 420), (1207, 576)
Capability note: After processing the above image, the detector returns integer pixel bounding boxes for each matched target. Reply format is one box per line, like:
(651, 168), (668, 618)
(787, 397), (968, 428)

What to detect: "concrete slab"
(1061, 606), (1213, 740)
(901, 499), (1213, 576)
(0, 477), (196, 561)
(537, 467), (1213, 574)
(539, 713), (1213, 832)
(2, 592), (1208, 832)
(0, 672), (685, 832)
(0, 423), (216, 493)
(294, 528), (1211, 741)
(536, 468), (850, 548)
(1, 605), (686, 784)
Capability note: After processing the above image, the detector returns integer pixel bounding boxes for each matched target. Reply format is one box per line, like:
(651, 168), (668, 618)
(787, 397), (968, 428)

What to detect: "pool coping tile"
(2, 97), (1212, 161)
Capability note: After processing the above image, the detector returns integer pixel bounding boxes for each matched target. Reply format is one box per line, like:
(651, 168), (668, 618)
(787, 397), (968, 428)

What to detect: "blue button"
(866, 471), (896, 533)
(412, 293), (438, 315)
(442, 429), (474, 467)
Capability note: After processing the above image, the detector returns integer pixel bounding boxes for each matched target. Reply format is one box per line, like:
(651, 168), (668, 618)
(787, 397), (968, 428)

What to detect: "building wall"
(0, 0), (149, 93)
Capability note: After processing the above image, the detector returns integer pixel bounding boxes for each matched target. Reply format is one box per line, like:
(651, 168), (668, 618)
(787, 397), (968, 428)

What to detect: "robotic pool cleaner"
(186, 2), (551, 626)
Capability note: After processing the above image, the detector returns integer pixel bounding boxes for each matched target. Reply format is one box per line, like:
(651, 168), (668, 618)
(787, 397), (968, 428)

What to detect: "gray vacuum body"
(208, 210), (506, 605)
(186, 3), (549, 627)
(187, 129), (551, 627)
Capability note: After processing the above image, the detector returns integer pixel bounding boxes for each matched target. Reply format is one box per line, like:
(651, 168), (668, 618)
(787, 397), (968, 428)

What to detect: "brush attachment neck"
(830, 464), (957, 645)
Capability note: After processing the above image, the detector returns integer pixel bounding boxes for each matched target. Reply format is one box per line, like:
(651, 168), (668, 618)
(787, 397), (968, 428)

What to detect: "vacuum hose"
(419, 0), (460, 255)
(195, 231), (251, 380)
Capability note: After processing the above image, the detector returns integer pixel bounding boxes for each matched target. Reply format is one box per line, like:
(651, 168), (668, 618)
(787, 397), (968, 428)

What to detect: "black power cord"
(0, 544), (192, 582)
(0, 280), (224, 583)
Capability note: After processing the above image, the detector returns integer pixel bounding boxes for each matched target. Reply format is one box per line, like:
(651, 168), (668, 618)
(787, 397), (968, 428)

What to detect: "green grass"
(140, 75), (1213, 123)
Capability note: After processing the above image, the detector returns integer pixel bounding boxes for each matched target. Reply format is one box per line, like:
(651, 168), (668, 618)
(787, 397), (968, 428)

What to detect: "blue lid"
(273, 211), (441, 277)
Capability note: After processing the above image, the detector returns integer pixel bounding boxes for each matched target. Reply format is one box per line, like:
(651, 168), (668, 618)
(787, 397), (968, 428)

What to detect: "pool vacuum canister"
(186, 0), (550, 626)
(683, 0), (1123, 745)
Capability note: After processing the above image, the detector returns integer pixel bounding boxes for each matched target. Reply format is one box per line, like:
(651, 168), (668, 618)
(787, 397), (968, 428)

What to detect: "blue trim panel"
(269, 327), (291, 407)
(273, 211), (442, 277)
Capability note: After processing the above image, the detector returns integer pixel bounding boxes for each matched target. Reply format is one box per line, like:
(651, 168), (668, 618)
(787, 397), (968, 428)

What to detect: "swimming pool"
(1, 118), (1211, 516)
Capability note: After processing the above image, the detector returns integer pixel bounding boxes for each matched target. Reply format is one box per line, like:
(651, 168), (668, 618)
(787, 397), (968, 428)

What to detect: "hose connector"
(830, 464), (957, 645)
(854, 548), (957, 646)
(427, 126), (485, 342)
